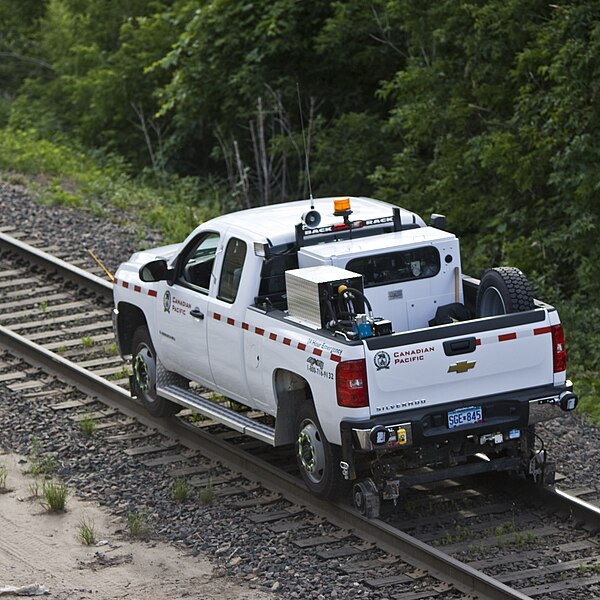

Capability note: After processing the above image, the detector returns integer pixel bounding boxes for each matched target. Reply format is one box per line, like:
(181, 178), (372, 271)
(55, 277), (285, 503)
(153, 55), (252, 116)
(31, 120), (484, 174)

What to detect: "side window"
(218, 237), (247, 303)
(347, 247), (440, 288)
(180, 232), (220, 292)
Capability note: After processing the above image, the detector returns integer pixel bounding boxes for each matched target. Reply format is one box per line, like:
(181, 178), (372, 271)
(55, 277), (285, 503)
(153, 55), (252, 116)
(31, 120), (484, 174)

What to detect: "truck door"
(154, 231), (219, 386)
(206, 236), (253, 403)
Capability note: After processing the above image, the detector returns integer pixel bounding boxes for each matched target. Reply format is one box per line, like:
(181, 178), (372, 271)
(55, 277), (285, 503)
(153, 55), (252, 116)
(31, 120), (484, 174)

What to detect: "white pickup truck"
(112, 196), (577, 516)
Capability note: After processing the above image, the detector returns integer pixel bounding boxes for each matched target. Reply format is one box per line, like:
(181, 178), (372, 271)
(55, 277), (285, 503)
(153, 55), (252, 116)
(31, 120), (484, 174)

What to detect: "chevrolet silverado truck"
(112, 196), (577, 517)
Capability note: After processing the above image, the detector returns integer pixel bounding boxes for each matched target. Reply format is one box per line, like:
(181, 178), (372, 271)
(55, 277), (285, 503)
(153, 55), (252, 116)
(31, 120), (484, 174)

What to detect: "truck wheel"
(476, 267), (534, 317)
(131, 326), (180, 418)
(295, 403), (344, 500)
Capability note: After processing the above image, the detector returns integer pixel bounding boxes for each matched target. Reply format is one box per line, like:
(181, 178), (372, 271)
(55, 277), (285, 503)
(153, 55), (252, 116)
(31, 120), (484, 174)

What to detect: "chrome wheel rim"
(297, 419), (326, 485)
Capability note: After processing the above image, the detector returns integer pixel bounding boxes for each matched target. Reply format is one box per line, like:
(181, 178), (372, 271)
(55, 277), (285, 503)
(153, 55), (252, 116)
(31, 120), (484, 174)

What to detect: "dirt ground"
(0, 452), (272, 600)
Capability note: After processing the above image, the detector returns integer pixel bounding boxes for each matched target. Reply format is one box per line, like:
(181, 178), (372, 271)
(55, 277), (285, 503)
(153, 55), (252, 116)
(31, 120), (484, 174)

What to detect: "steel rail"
(0, 230), (113, 300)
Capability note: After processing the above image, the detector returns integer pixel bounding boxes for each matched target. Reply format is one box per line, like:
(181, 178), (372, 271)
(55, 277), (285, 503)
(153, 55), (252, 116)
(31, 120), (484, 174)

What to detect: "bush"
(0, 126), (222, 244)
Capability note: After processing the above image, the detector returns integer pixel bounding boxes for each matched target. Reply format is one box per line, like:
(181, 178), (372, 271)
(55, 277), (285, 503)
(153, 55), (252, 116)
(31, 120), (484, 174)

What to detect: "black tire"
(295, 402), (346, 500)
(476, 267), (534, 318)
(131, 326), (180, 418)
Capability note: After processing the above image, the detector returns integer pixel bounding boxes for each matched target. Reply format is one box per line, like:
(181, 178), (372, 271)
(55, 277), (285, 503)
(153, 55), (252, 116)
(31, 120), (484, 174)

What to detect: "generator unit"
(285, 266), (392, 339)
(285, 266), (364, 329)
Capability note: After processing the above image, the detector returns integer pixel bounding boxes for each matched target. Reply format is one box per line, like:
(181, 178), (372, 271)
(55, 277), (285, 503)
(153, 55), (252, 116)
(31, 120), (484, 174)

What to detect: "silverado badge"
(448, 360), (476, 374)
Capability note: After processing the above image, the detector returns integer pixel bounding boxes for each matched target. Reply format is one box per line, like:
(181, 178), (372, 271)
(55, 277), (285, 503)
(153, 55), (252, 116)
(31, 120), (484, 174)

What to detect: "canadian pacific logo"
(374, 351), (391, 370)
(163, 290), (171, 313)
(448, 360), (476, 374)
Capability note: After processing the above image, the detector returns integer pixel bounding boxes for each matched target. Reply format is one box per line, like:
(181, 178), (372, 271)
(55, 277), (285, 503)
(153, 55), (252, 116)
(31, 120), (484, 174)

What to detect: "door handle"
(190, 308), (204, 320)
(443, 337), (476, 356)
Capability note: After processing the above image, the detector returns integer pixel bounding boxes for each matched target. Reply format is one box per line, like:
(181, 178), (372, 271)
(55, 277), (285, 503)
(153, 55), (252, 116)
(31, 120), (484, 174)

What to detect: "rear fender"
(273, 369), (312, 445)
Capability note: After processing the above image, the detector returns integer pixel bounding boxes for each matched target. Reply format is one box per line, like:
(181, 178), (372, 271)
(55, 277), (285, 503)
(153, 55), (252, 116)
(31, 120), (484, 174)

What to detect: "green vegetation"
(198, 481), (215, 506)
(111, 365), (131, 381)
(27, 437), (58, 476)
(1, 0), (599, 416)
(28, 480), (40, 498)
(80, 335), (94, 348)
(126, 511), (148, 537)
(0, 464), (7, 490)
(171, 478), (191, 504)
(42, 480), (68, 512)
(79, 413), (96, 436)
(77, 517), (97, 545)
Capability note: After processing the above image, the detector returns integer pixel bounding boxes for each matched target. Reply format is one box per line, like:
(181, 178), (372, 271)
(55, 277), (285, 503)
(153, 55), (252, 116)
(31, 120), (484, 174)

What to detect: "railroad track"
(1, 227), (599, 600)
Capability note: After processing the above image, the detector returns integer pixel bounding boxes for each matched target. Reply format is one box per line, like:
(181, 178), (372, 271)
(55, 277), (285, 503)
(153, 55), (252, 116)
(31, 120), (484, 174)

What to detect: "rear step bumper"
(342, 381), (576, 452)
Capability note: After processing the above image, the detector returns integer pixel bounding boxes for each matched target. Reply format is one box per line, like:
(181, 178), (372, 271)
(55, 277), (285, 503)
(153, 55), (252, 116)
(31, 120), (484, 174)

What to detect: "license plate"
(448, 406), (483, 429)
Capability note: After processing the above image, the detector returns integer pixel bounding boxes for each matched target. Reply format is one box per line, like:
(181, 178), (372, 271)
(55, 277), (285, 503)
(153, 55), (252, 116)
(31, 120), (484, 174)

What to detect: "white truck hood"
(127, 243), (182, 267)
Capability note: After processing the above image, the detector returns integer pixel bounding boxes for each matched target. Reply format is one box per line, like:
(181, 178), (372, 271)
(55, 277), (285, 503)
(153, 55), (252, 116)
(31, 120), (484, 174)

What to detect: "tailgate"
(364, 310), (553, 416)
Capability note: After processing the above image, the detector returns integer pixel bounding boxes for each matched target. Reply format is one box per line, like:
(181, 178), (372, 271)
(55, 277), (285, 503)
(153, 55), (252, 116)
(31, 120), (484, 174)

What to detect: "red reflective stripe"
(242, 322), (249, 330)
(255, 327), (265, 336)
(269, 332), (277, 341)
(122, 281), (129, 288)
(312, 348), (323, 356)
(475, 338), (481, 346)
(283, 337), (291, 346)
(134, 285), (141, 293)
(534, 326), (552, 336)
(148, 289), (157, 297)
(498, 332), (517, 342)
(227, 317), (235, 326)
(297, 342), (307, 351)
(213, 313), (221, 321)
(330, 354), (342, 363)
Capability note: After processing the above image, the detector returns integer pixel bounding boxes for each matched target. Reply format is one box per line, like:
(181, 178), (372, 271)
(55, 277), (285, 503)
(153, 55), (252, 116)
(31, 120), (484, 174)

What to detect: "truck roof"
(201, 196), (426, 246)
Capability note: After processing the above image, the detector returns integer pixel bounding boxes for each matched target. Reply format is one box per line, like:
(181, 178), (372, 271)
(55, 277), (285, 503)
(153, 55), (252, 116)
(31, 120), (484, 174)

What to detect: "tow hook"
(340, 461), (350, 480)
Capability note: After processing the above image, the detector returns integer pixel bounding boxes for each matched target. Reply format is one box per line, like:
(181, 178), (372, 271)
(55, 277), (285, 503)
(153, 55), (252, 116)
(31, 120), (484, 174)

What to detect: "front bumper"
(342, 381), (577, 453)
(111, 308), (127, 359)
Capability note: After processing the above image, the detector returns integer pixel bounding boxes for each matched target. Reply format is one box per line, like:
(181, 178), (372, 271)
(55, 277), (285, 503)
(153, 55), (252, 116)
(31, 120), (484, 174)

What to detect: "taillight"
(551, 324), (566, 373)
(336, 359), (369, 408)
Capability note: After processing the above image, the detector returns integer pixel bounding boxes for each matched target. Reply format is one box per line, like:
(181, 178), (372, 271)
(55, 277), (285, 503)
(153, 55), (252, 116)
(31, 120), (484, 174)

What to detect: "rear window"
(347, 246), (440, 288)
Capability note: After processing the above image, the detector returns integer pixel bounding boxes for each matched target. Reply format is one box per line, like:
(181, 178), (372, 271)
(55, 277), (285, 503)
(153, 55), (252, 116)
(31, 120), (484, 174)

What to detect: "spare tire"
(476, 267), (534, 317)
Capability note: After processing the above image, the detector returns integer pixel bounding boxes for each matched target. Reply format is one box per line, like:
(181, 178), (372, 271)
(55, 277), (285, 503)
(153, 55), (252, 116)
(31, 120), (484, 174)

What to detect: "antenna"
(297, 83), (314, 208)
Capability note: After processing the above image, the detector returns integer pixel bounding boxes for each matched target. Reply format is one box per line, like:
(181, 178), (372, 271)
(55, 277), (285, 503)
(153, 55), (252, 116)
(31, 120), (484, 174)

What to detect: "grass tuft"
(77, 516), (97, 545)
(81, 335), (94, 348)
(172, 478), (190, 504)
(27, 437), (58, 475)
(198, 481), (215, 505)
(79, 413), (96, 436)
(0, 464), (7, 490)
(42, 480), (68, 512)
(126, 511), (148, 537)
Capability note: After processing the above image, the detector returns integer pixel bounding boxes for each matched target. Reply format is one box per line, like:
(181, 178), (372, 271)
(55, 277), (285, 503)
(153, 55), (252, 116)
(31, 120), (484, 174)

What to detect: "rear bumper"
(342, 381), (576, 453)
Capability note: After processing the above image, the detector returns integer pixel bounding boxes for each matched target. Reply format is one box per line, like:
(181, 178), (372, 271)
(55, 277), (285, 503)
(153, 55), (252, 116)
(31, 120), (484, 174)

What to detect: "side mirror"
(139, 259), (170, 282)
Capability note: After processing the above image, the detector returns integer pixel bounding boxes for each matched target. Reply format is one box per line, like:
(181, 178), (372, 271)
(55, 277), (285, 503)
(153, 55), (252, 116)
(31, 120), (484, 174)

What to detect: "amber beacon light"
(333, 196), (352, 215)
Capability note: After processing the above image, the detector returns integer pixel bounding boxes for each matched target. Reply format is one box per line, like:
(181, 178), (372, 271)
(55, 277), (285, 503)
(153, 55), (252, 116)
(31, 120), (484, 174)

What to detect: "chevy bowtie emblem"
(448, 360), (476, 374)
